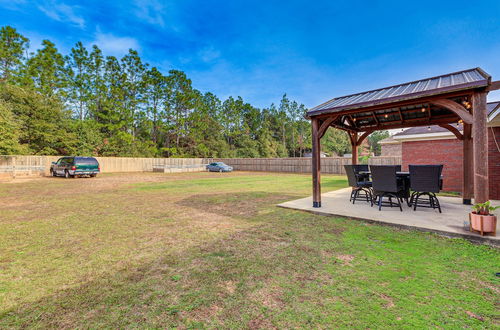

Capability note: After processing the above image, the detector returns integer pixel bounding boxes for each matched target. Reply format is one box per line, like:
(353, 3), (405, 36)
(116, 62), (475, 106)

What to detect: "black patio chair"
(370, 165), (406, 211)
(353, 164), (370, 184)
(344, 164), (372, 206)
(409, 165), (443, 213)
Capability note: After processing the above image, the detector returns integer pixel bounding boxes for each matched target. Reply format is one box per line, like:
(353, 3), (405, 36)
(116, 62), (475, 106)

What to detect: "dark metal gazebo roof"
(307, 68), (491, 117)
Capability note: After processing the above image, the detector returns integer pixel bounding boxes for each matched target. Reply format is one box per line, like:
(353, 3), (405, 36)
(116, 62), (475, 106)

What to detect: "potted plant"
(470, 201), (499, 236)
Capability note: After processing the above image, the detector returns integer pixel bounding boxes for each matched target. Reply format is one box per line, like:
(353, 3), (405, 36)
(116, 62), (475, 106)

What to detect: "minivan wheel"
(65, 170), (73, 179)
(51, 169), (56, 177)
(219, 169), (223, 173)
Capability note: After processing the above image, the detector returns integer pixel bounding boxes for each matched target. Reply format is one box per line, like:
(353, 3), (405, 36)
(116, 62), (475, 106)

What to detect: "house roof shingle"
(488, 101), (500, 115)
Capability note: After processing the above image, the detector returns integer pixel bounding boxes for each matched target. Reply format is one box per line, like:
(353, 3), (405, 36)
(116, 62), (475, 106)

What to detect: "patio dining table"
(358, 171), (411, 198)
(357, 170), (443, 201)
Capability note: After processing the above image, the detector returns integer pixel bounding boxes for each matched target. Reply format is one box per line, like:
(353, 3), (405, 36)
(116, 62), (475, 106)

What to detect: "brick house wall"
(488, 127), (500, 200)
(401, 139), (463, 192)
(381, 143), (402, 157)
(401, 132), (499, 199)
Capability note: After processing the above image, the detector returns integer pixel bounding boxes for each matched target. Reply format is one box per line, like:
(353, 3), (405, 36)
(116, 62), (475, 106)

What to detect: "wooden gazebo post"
(472, 91), (489, 203)
(312, 118), (321, 207)
(350, 133), (358, 165)
(462, 123), (473, 204)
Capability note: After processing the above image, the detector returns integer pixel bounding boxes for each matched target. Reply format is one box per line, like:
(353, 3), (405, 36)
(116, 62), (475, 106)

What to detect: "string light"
(421, 107), (426, 112)
(384, 114), (388, 118)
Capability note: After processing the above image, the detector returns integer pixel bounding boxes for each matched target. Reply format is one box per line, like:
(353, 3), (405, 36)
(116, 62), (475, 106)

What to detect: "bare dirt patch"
(336, 254), (355, 266)
(379, 293), (395, 309)
(250, 284), (285, 310)
(177, 192), (296, 218)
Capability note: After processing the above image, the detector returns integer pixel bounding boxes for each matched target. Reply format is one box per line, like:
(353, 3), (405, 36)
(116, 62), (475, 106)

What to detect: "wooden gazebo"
(307, 68), (499, 207)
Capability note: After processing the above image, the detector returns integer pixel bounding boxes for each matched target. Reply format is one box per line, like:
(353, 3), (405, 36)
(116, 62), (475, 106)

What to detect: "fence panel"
(0, 155), (402, 179)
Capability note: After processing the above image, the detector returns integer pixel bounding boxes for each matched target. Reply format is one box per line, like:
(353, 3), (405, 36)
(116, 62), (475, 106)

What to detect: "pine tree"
(24, 40), (69, 100)
(67, 42), (91, 120)
(0, 26), (28, 83)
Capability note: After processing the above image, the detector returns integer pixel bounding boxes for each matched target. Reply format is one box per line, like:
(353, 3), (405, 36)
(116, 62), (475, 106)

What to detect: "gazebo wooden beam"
(438, 124), (463, 140)
(431, 99), (473, 124)
(356, 130), (372, 146)
(354, 107), (426, 121)
(318, 116), (339, 138)
(333, 122), (359, 132)
(486, 80), (500, 91)
(397, 108), (404, 123)
(346, 115), (459, 132)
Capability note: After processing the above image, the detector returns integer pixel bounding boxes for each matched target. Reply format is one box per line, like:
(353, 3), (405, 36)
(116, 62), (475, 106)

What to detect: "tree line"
(1, 25), (386, 158)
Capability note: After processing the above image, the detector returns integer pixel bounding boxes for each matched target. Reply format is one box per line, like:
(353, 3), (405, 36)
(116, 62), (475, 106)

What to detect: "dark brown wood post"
(312, 118), (321, 207)
(472, 92), (489, 203)
(462, 123), (473, 204)
(351, 133), (358, 165)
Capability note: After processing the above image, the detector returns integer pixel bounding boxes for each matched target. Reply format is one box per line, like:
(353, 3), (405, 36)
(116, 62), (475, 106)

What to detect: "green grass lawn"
(0, 172), (498, 328)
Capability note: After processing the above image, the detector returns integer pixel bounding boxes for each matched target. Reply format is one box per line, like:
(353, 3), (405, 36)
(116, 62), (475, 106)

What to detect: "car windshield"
(216, 162), (226, 166)
(76, 158), (98, 165)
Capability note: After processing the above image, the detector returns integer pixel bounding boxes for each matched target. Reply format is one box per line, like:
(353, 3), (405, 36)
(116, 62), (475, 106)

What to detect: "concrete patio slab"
(278, 188), (499, 246)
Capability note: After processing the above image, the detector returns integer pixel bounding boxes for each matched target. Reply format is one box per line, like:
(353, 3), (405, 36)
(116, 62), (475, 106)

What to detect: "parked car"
(206, 162), (233, 172)
(50, 157), (100, 178)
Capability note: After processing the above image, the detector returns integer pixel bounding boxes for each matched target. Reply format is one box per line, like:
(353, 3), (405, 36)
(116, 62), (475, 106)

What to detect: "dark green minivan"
(50, 157), (100, 178)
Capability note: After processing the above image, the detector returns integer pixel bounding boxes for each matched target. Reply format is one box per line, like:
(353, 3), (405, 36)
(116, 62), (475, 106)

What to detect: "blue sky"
(1, 0), (499, 108)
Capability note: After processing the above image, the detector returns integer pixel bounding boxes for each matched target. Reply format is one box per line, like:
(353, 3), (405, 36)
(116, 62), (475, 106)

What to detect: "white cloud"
(38, 1), (85, 28)
(133, 0), (166, 27)
(198, 47), (221, 63)
(0, 0), (26, 10)
(92, 32), (140, 58)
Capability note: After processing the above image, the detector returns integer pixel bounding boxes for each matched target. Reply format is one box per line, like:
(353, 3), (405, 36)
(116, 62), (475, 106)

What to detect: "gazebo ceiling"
(306, 68), (492, 132)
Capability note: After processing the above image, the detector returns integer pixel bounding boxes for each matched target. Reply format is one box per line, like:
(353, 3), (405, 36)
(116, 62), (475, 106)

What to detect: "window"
(76, 158), (98, 165)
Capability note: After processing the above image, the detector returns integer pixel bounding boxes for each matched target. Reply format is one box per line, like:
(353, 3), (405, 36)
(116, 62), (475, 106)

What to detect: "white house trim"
(393, 131), (461, 142)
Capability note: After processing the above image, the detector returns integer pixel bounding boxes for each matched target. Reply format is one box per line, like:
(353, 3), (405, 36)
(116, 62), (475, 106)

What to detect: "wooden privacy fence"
(0, 155), (401, 178)
(214, 157), (402, 174)
(0, 156), (213, 179)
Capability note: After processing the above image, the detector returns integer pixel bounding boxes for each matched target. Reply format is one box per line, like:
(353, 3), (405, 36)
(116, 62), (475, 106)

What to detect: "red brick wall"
(488, 127), (500, 200)
(381, 143), (402, 157)
(402, 139), (463, 192)
(402, 133), (499, 200)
